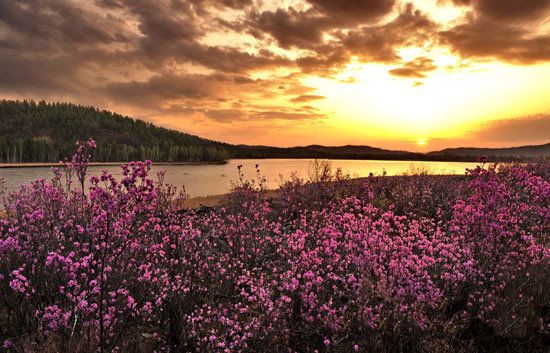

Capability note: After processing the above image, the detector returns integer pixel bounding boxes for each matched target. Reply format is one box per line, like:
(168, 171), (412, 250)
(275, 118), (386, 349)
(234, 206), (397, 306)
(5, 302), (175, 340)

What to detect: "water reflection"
(0, 159), (479, 198)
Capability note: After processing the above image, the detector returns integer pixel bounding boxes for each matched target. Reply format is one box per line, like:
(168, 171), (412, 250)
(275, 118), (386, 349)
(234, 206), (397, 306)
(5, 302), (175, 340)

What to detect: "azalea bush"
(1, 141), (550, 352)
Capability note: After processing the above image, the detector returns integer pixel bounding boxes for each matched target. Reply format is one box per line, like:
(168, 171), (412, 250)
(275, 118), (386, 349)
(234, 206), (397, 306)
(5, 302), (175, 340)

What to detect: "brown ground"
(183, 189), (279, 209)
(182, 194), (227, 208)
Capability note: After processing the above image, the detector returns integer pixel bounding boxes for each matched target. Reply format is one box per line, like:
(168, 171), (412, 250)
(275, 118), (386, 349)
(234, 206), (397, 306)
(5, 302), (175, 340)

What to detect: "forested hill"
(0, 100), (230, 163)
(225, 144), (416, 160)
(428, 143), (550, 159)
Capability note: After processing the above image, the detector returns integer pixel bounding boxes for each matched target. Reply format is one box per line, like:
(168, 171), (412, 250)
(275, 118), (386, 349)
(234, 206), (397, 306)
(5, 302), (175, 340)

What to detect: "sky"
(0, 0), (549, 152)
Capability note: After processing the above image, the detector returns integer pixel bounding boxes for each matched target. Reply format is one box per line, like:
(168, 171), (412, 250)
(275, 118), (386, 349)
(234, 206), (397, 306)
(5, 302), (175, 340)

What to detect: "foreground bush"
(1, 142), (550, 352)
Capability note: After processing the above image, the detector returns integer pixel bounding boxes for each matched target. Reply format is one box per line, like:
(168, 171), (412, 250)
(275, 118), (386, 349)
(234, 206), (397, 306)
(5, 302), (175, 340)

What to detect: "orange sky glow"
(0, 0), (549, 151)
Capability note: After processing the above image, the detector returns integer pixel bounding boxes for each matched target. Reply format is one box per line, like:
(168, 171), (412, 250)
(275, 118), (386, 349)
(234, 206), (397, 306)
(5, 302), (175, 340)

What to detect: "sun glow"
(301, 59), (550, 147)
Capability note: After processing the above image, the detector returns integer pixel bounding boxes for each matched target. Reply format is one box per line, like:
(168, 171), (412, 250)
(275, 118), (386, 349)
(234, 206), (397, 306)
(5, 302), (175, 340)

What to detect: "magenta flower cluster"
(1, 142), (550, 352)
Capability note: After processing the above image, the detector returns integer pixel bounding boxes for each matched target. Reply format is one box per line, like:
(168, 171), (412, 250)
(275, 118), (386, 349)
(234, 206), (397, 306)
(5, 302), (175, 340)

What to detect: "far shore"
(0, 160), (228, 168)
(1, 157), (525, 169)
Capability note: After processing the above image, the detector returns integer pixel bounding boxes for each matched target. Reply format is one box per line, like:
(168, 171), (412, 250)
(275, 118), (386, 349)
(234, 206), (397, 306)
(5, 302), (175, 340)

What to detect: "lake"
(0, 159), (479, 198)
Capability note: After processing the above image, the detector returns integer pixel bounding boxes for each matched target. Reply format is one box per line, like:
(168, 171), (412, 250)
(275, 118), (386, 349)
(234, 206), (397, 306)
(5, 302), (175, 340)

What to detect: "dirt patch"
(183, 189), (279, 209)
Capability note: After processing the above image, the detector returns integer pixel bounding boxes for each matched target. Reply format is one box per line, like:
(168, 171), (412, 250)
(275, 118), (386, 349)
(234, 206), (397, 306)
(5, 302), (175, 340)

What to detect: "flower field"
(1, 141), (550, 352)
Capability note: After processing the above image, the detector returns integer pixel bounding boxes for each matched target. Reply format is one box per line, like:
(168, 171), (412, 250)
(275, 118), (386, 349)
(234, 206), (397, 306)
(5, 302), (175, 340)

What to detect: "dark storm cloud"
(296, 48), (351, 75)
(166, 42), (293, 73)
(233, 76), (259, 84)
(132, 4), (200, 42)
(437, 0), (471, 6)
(439, 0), (549, 22)
(340, 3), (437, 61)
(437, 0), (550, 64)
(0, 0), (135, 100)
(475, 0), (549, 22)
(244, 3), (436, 77)
(295, 3), (438, 74)
(95, 0), (296, 73)
(0, 0), (127, 52)
(307, 0), (396, 21)
(439, 17), (550, 64)
(473, 115), (550, 143)
(187, 0), (254, 13)
(103, 74), (219, 106)
(289, 95), (326, 103)
(388, 57), (437, 78)
(0, 53), (80, 95)
(94, 0), (124, 9)
(243, 0), (396, 49)
(217, 0), (253, 9)
(244, 8), (329, 49)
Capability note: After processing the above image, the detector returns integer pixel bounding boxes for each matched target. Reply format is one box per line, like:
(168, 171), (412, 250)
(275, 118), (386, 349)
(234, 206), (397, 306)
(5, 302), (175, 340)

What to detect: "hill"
(226, 144), (421, 160)
(0, 100), (230, 163)
(428, 143), (550, 159)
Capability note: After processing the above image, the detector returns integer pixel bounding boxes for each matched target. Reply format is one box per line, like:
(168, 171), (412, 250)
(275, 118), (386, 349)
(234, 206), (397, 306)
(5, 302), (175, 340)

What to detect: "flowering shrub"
(1, 144), (550, 352)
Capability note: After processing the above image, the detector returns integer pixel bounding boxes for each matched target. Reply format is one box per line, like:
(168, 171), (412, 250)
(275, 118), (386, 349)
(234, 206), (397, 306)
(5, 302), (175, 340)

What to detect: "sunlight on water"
(0, 159), (479, 198)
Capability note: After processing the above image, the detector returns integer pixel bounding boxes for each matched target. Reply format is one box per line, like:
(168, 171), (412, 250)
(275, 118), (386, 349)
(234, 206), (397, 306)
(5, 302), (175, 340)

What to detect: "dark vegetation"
(0, 100), (230, 163)
(1, 142), (550, 352)
(226, 144), (534, 162)
(428, 144), (550, 159)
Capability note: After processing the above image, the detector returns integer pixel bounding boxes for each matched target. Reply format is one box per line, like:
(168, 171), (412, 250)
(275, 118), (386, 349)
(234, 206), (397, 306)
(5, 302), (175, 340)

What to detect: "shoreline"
(2, 175), (468, 213)
(1, 157), (514, 169)
(182, 174), (470, 208)
(0, 160), (228, 168)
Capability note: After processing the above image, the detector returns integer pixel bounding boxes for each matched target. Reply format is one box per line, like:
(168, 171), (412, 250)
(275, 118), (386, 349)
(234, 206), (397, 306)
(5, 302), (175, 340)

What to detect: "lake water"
(0, 159), (479, 198)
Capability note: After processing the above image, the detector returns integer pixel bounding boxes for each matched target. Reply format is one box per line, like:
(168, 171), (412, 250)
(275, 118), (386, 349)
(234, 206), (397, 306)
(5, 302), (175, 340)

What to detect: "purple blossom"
(1, 143), (550, 352)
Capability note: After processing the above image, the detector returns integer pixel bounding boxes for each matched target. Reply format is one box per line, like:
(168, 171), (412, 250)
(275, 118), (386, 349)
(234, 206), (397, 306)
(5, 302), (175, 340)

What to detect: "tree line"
(0, 100), (230, 163)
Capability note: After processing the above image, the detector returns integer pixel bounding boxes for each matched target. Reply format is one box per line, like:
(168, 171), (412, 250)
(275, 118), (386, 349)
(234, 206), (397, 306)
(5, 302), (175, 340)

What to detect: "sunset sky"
(0, 0), (549, 151)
